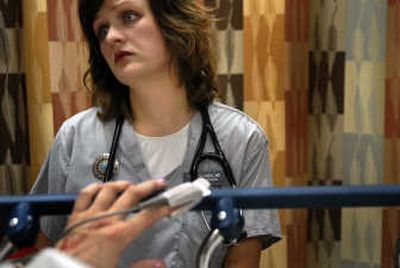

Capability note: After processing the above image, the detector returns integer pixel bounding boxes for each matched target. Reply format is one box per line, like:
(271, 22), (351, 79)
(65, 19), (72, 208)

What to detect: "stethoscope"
(100, 105), (239, 229)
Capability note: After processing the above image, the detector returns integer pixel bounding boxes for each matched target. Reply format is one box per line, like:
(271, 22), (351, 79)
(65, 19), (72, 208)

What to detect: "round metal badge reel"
(92, 153), (120, 181)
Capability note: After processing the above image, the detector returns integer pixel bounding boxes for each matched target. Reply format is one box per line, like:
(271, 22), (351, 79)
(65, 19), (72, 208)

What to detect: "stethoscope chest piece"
(92, 153), (120, 181)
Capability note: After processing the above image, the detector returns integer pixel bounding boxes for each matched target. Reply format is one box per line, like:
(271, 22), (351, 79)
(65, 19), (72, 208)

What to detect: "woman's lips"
(114, 51), (133, 63)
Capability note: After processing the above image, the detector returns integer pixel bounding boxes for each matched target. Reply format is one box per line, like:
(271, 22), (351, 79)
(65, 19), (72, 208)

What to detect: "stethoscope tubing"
(104, 115), (125, 183)
(190, 106), (238, 188)
(105, 106), (238, 188)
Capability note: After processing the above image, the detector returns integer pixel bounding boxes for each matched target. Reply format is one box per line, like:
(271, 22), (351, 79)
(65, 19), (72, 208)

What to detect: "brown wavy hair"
(78, 0), (218, 121)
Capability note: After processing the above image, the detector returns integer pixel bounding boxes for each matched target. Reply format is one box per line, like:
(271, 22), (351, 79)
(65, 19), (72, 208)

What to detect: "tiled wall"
(381, 1), (400, 267)
(205, 0), (244, 109)
(47, 0), (91, 132)
(307, 0), (345, 266)
(0, 0), (29, 194)
(245, 0), (398, 267)
(341, 1), (386, 267)
(23, 0), (91, 185)
(23, 0), (54, 186)
(244, 1), (294, 267)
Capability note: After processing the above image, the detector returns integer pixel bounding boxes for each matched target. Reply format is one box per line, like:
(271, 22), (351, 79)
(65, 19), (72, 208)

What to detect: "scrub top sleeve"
(30, 127), (70, 194)
(30, 127), (71, 241)
(239, 132), (272, 188)
(239, 132), (281, 249)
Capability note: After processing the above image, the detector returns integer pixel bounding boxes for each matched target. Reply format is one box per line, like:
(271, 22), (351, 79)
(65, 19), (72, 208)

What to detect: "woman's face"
(93, 0), (170, 86)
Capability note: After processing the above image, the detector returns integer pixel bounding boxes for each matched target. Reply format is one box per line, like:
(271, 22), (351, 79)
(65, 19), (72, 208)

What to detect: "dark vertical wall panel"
(0, 0), (29, 194)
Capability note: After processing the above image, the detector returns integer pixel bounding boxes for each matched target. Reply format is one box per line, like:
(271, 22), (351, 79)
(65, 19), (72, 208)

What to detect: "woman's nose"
(105, 26), (125, 43)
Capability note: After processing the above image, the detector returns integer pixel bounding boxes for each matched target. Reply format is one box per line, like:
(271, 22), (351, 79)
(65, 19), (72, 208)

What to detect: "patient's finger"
(90, 181), (131, 212)
(73, 183), (102, 212)
(110, 179), (166, 211)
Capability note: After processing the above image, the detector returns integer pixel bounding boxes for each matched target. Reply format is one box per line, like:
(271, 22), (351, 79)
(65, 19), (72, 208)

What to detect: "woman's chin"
(115, 70), (142, 84)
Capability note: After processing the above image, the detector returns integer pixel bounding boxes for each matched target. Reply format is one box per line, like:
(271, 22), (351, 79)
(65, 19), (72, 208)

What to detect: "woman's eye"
(96, 25), (109, 41)
(122, 11), (138, 23)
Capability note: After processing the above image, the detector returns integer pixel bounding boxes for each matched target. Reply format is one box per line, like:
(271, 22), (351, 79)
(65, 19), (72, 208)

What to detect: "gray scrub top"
(31, 102), (281, 268)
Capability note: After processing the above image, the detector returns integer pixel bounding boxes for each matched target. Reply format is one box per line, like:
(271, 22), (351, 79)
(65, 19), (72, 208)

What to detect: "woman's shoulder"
(208, 102), (268, 144)
(56, 107), (103, 138)
(61, 107), (99, 127)
(209, 102), (265, 132)
(209, 102), (255, 122)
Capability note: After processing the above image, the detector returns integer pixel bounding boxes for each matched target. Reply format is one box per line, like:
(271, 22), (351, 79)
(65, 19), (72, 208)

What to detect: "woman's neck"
(129, 76), (194, 137)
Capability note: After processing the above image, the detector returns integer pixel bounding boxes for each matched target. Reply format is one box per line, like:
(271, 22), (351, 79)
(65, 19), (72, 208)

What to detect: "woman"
(31, 0), (280, 267)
